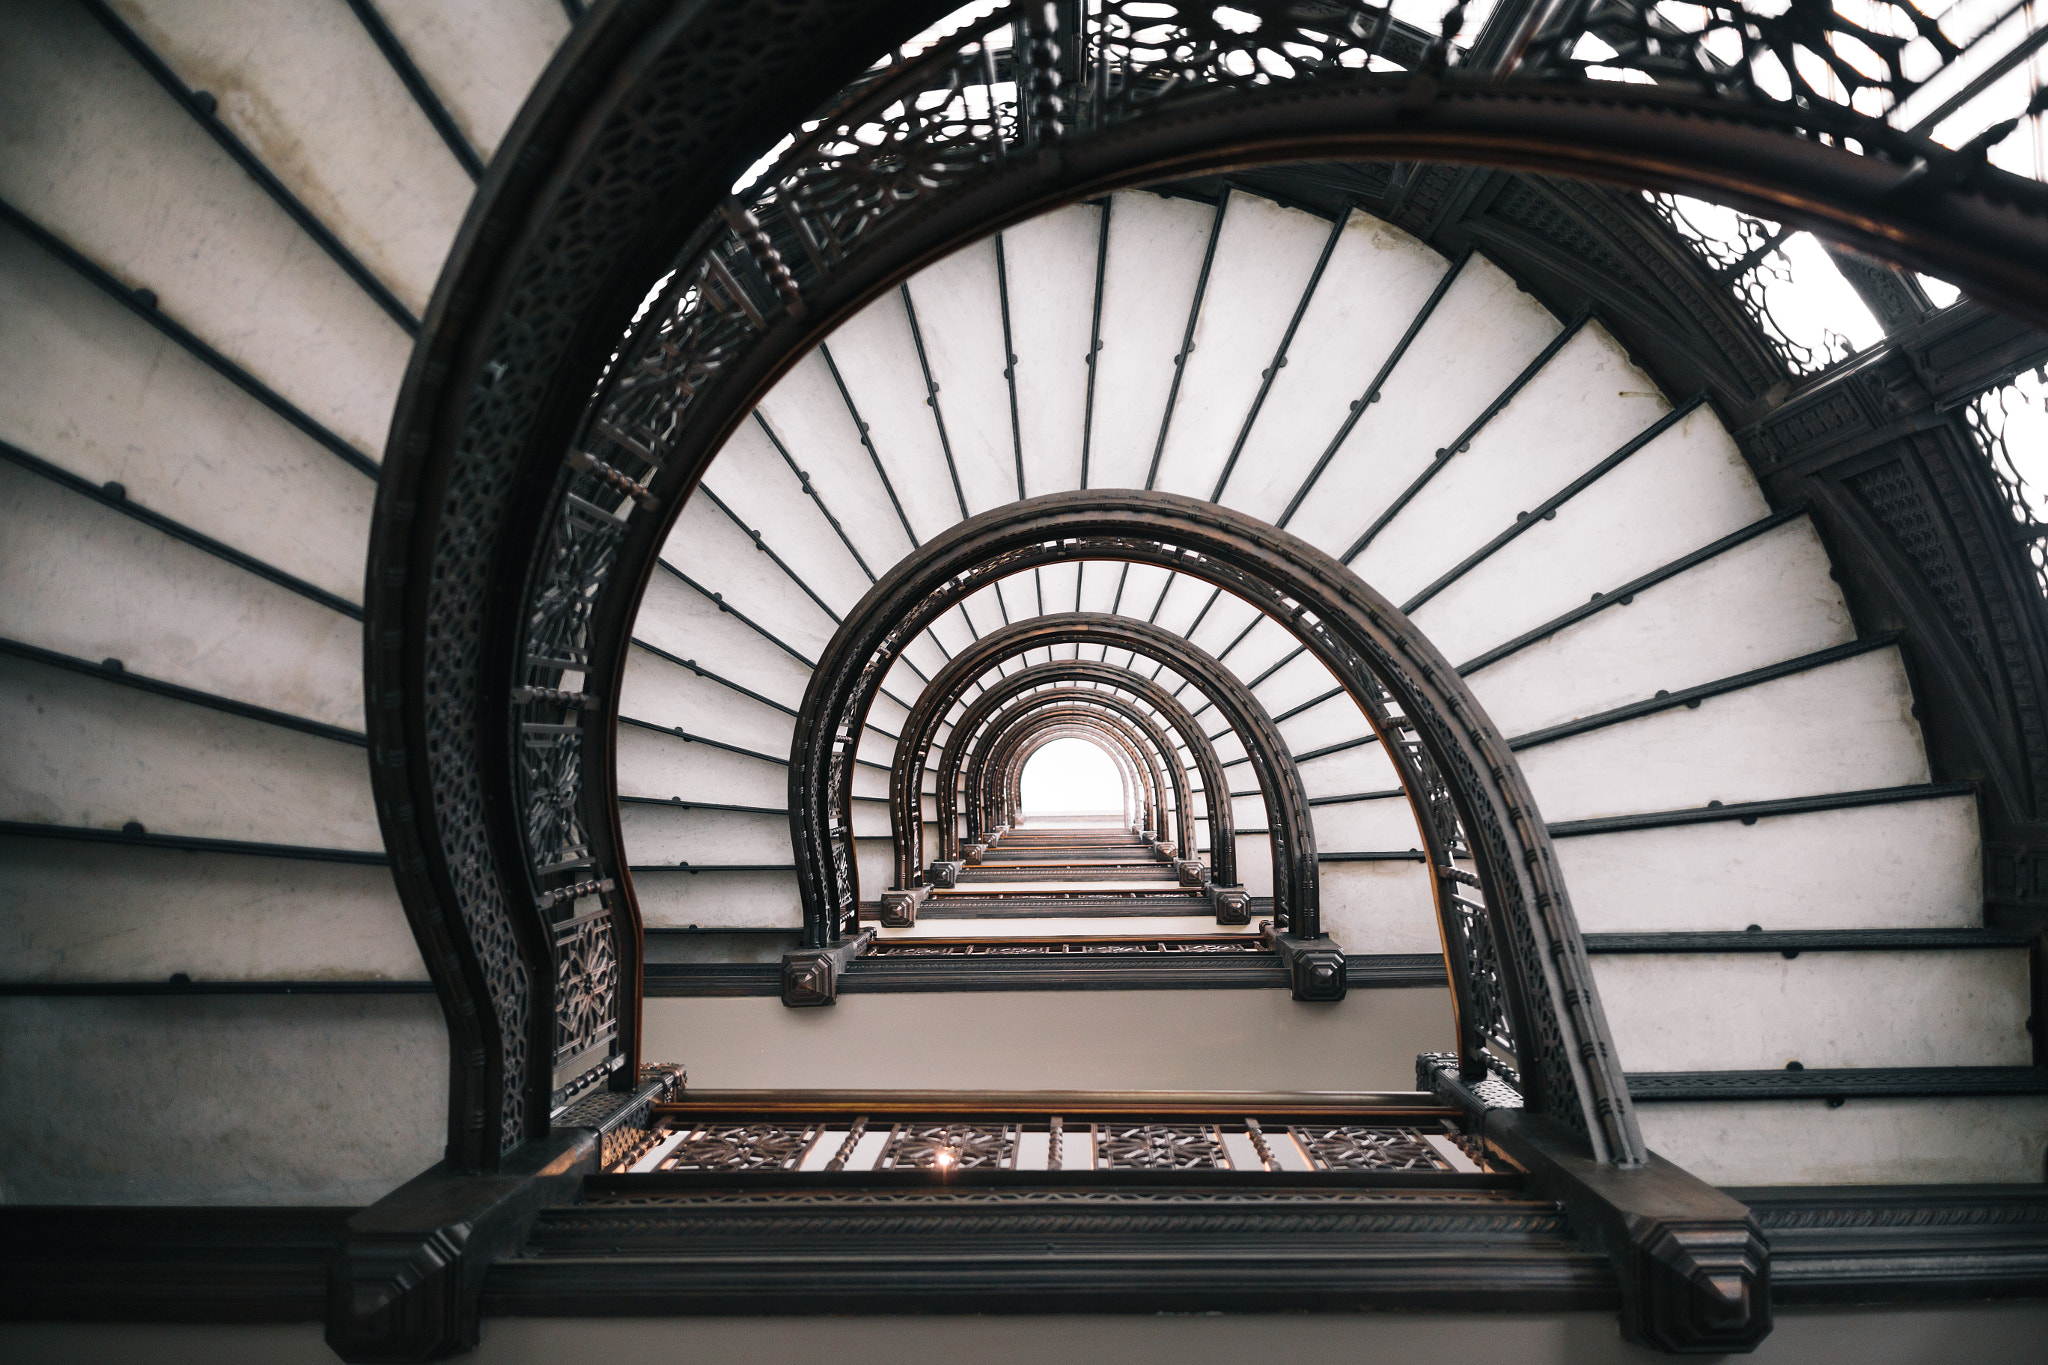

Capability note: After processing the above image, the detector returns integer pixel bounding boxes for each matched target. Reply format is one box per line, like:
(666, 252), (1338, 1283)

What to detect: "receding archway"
(792, 492), (1640, 1162)
(879, 612), (1311, 934)
(1018, 737), (1123, 821)
(926, 659), (1236, 883)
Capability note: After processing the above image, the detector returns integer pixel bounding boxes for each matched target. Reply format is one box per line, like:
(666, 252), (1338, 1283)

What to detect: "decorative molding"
(325, 1133), (598, 1362)
(644, 949), (1448, 995)
(1737, 1184), (2048, 1305)
(1583, 928), (2030, 955)
(1627, 1067), (2048, 1101)
(780, 930), (873, 1007)
(14, 1183), (2048, 1325)
(490, 1182), (1611, 1316)
(1460, 1101), (1770, 1353)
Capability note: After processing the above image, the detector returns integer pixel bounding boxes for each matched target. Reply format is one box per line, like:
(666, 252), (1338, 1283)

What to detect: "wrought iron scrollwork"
(1293, 1124), (1452, 1171)
(384, 0), (2048, 1164)
(1094, 1123), (1229, 1169)
(879, 1123), (1020, 1169)
(1968, 366), (2048, 597)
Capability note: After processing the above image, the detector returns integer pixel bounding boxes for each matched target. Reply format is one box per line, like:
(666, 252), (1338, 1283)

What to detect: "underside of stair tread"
(2, 0), (2042, 1219)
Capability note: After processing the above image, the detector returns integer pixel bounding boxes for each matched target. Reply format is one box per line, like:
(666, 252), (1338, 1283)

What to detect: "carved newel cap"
(1623, 1213), (1772, 1353)
(782, 952), (837, 1006)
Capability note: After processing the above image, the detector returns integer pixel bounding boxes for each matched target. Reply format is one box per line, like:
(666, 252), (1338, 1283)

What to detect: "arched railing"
(973, 704), (1183, 864)
(861, 611), (1309, 934)
(957, 692), (1183, 854)
(906, 653), (1237, 889)
(946, 666), (1220, 863)
(785, 493), (1626, 1155)
(366, 0), (2048, 1171)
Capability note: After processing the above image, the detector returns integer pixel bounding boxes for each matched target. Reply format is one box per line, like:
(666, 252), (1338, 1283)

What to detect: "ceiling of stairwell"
(615, 171), (1966, 971)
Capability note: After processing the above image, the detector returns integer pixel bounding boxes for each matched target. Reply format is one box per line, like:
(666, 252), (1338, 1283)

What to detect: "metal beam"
(343, 0), (485, 179)
(1144, 190), (1228, 489)
(0, 198), (376, 478)
(0, 438), (363, 621)
(81, 0), (421, 335)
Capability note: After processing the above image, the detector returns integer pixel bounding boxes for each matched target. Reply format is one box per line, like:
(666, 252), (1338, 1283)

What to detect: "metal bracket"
(326, 1133), (596, 1362)
(1262, 922), (1346, 999)
(926, 860), (963, 888)
(781, 930), (875, 1006)
(878, 884), (930, 926)
(1418, 1055), (1771, 1352)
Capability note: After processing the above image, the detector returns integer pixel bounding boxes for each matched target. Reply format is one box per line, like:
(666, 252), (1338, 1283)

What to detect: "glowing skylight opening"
(1651, 193), (1884, 372)
(1020, 737), (1126, 818)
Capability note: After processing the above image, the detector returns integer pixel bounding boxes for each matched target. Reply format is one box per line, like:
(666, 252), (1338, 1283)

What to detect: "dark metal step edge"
(1628, 1067), (2048, 1100)
(644, 953), (1447, 995)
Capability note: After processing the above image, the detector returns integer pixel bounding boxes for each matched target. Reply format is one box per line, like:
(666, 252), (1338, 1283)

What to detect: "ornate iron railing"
(525, 0), (2048, 1115)
(611, 1106), (1493, 1175)
(377, 0), (2048, 1166)
(1969, 363), (2048, 595)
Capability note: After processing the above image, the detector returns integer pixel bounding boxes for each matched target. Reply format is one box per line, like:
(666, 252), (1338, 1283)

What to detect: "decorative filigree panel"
(522, 724), (592, 875)
(1094, 1123), (1228, 1170)
(1852, 458), (1994, 677)
(1293, 1125), (1448, 1171)
(656, 1124), (823, 1171)
(553, 904), (620, 1069)
(878, 1123), (1019, 1170)
(1967, 368), (2048, 598)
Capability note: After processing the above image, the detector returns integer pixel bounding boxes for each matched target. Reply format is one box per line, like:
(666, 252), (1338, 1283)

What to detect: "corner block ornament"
(1209, 885), (1252, 925)
(782, 952), (838, 1006)
(1282, 941), (1347, 1002)
(781, 932), (873, 1006)
(877, 887), (924, 928)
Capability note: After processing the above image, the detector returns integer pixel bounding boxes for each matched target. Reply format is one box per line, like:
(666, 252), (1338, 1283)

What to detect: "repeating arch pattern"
(789, 492), (1641, 1161)
(365, 0), (2048, 1164)
(936, 661), (1230, 871)
(980, 712), (1151, 832)
(865, 612), (1310, 932)
(910, 656), (1237, 890)
(959, 695), (1179, 853)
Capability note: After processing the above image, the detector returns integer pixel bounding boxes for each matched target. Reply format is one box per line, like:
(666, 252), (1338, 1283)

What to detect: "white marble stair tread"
(0, 2), (410, 457)
(871, 916), (1260, 938)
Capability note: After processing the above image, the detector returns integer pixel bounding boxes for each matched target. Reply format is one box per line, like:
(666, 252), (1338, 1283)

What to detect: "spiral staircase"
(4, 0), (2048, 1360)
